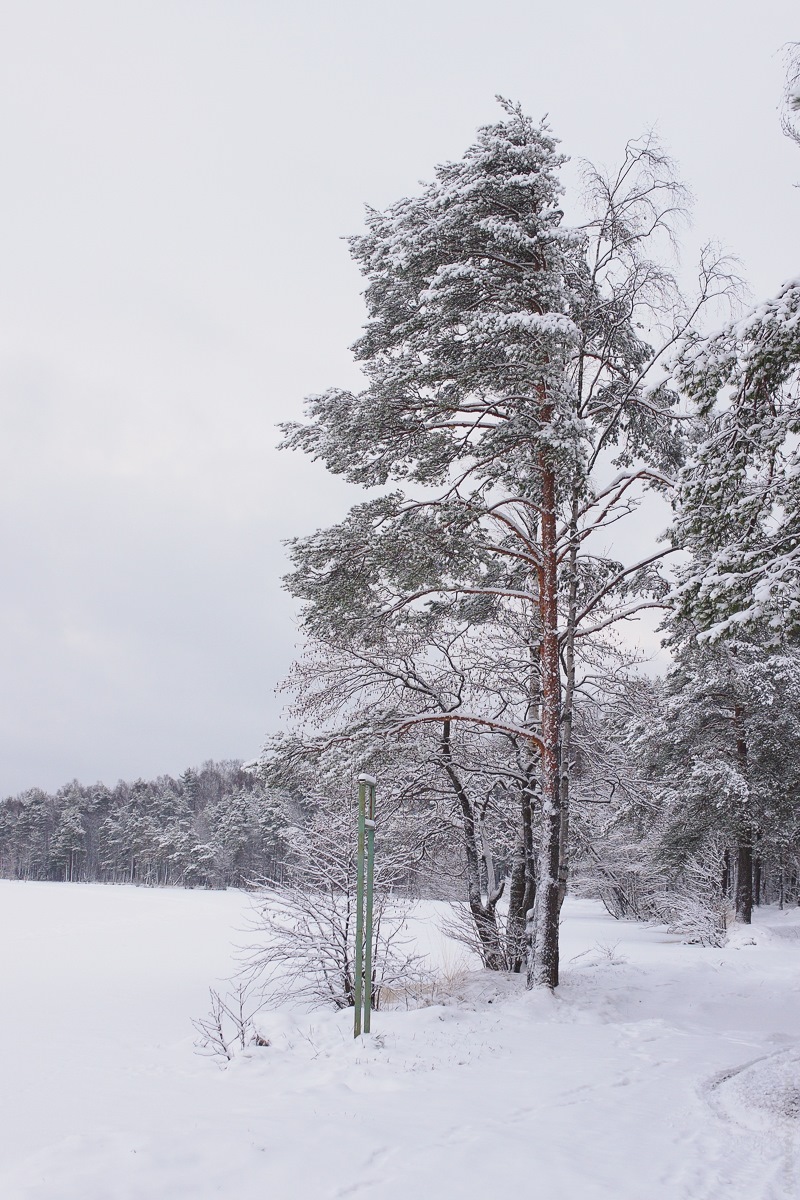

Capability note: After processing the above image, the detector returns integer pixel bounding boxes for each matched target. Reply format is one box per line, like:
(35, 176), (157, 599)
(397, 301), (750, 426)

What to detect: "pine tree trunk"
(528, 462), (562, 989)
(557, 519), (579, 911)
(735, 840), (753, 924)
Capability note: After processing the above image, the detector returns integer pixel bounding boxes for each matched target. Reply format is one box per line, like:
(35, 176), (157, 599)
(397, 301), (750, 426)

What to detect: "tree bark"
(440, 719), (506, 970)
(735, 840), (753, 924)
(506, 773), (537, 972)
(557, 508), (579, 912)
(753, 857), (762, 907)
(733, 701), (753, 924)
(528, 460), (562, 989)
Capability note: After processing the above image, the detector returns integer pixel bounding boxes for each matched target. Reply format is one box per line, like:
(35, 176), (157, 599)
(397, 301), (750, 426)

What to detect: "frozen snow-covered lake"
(1, 880), (799, 1199)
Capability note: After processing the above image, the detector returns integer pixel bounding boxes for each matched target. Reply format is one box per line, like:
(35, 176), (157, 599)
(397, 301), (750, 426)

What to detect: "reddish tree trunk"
(528, 461), (562, 989)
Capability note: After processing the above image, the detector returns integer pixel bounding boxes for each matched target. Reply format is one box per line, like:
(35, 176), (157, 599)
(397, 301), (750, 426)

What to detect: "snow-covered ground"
(1, 882), (798, 1199)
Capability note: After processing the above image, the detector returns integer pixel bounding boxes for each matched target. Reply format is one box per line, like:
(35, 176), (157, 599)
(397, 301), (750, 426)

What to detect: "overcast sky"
(0, 1), (796, 795)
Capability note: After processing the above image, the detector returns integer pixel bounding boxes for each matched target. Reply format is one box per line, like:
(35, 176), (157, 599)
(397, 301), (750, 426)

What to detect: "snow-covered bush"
(229, 742), (434, 1013)
(646, 840), (733, 947)
(192, 979), (268, 1062)
(240, 883), (428, 1011)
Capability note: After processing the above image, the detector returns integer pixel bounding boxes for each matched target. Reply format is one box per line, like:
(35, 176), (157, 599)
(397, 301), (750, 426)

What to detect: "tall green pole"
(354, 773), (376, 1038)
(363, 781), (376, 1033)
(353, 777), (366, 1037)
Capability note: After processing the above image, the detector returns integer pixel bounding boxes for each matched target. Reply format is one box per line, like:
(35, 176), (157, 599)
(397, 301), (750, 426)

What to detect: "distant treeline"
(0, 761), (284, 887)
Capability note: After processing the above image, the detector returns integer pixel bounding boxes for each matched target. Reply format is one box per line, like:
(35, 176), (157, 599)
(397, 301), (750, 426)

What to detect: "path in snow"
(0, 882), (798, 1199)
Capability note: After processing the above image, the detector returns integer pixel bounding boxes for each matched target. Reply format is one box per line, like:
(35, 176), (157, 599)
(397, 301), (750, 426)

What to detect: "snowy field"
(1, 882), (799, 1199)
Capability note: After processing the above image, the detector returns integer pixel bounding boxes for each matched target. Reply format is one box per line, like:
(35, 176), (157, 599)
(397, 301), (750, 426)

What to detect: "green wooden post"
(363, 780), (376, 1033)
(353, 777), (367, 1038)
(354, 773), (376, 1038)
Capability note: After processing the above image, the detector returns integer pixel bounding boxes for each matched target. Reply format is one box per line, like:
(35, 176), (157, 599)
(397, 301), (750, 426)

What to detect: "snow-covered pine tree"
(630, 629), (800, 924)
(672, 50), (800, 641)
(283, 104), (576, 988)
(672, 278), (800, 639)
(282, 104), (712, 987)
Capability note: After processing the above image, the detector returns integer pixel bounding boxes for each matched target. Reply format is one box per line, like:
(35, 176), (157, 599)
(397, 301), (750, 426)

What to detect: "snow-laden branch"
(385, 583), (538, 617)
(560, 469), (674, 541)
(570, 599), (670, 641)
(387, 710), (544, 750)
(564, 548), (676, 639)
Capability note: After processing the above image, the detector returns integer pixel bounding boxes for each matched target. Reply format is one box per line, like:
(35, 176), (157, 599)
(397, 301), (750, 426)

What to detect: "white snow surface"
(1, 882), (799, 1199)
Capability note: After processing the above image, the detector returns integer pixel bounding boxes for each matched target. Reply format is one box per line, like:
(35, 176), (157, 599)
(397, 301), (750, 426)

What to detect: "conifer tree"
(672, 280), (800, 639)
(643, 632), (800, 921)
(282, 104), (711, 986)
(672, 49), (800, 641)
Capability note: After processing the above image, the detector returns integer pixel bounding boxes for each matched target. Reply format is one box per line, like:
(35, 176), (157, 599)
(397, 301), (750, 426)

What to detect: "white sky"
(0, 0), (796, 795)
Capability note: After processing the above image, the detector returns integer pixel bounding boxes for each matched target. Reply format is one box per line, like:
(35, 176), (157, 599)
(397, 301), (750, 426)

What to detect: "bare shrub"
(239, 884), (430, 1011)
(192, 979), (268, 1062)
